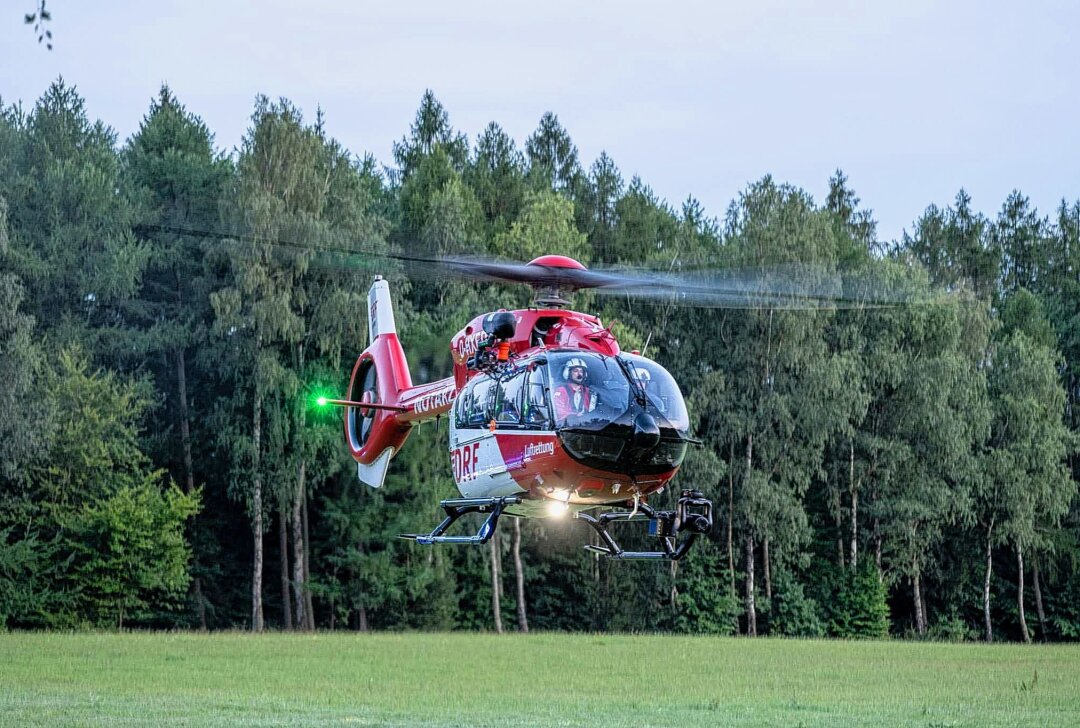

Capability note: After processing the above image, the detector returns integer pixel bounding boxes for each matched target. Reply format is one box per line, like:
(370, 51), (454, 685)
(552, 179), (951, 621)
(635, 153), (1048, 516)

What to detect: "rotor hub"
(526, 255), (587, 270)
(528, 256), (587, 308)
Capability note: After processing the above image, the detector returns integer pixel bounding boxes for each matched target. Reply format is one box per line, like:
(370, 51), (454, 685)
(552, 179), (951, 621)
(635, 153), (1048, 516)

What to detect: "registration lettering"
(454, 331), (488, 359)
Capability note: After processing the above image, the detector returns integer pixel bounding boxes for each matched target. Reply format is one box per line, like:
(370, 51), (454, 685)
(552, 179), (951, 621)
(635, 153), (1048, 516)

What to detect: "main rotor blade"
(438, 256), (924, 309)
(584, 266), (912, 309)
(133, 223), (928, 309)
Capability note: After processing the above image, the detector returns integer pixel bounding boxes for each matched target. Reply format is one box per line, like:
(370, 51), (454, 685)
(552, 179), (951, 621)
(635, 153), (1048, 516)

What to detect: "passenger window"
(494, 373), (524, 425)
(453, 385), (473, 428)
(522, 365), (552, 429)
(455, 376), (494, 429)
(468, 378), (493, 426)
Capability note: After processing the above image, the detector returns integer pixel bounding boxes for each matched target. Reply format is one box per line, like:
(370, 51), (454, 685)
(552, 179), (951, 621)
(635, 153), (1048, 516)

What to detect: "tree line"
(1, 79), (1078, 641)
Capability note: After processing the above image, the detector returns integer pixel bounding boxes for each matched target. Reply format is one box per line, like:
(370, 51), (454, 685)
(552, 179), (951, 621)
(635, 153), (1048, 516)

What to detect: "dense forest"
(1, 79), (1078, 641)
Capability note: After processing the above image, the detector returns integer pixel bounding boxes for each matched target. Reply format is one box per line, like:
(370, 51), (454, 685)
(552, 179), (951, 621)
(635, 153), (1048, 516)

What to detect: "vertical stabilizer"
(368, 276), (396, 345)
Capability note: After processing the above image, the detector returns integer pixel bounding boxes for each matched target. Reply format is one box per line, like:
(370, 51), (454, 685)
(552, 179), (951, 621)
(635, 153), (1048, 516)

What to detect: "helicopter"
(319, 250), (912, 560)
(321, 254), (715, 560)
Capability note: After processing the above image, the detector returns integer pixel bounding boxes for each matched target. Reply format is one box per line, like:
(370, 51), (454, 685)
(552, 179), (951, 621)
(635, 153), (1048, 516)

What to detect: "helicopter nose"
(632, 411), (661, 450)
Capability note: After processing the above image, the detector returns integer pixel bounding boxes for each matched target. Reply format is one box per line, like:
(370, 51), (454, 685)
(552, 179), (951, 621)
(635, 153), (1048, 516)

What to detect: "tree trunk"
(302, 486), (314, 629)
(912, 561), (926, 636)
(1033, 558), (1047, 641)
(251, 390), (264, 632)
(192, 576), (206, 631)
(292, 460), (307, 630)
(743, 433), (756, 637)
(983, 519), (994, 642)
(727, 441), (736, 599)
(1017, 545), (1031, 643)
(669, 560), (679, 610)
(835, 487), (845, 568)
(176, 348), (196, 492)
(591, 531), (600, 584)
(358, 605), (368, 632)
(512, 518), (528, 632)
(490, 535), (503, 633)
(278, 504), (293, 629)
(849, 440), (858, 570)
(175, 348), (207, 630)
(874, 519), (883, 580)
(763, 536), (772, 601)
(921, 585), (929, 636)
(745, 534), (757, 637)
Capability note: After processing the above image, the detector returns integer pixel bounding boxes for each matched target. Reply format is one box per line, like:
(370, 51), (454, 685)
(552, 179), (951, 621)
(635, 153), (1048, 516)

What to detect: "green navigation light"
(316, 396), (328, 407)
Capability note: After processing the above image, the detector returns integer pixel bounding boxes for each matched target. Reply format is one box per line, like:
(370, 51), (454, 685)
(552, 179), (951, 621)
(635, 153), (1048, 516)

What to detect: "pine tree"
(124, 85), (231, 627)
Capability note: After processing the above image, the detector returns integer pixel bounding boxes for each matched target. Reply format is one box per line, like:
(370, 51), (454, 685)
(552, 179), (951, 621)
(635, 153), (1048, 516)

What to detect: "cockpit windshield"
(621, 353), (691, 431)
(546, 351), (689, 432)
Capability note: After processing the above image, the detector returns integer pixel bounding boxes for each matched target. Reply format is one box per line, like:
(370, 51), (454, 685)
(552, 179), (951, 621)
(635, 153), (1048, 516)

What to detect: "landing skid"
(578, 489), (713, 560)
(400, 490), (713, 561)
(399, 495), (522, 545)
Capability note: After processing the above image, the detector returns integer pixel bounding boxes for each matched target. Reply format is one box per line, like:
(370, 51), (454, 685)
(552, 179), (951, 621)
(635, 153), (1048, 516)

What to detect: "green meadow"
(1, 632), (1077, 727)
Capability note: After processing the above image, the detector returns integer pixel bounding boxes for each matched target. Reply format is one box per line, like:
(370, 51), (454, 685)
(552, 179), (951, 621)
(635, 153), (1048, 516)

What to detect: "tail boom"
(394, 377), (458, 425)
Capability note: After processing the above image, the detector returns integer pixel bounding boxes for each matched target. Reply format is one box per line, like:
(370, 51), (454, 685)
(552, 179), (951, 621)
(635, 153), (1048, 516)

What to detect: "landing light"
(546, 490), (571, 518)
(546, 500), (570, 518)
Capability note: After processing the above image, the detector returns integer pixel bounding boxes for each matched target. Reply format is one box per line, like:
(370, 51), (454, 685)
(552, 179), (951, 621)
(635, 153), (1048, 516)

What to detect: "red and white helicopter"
(321, 252), (903, 560)
(323, 255), (714, 560)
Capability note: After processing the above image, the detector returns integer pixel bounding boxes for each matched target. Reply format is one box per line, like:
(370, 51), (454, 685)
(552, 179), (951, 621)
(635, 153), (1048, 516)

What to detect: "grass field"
(1, 632), (1078, 727)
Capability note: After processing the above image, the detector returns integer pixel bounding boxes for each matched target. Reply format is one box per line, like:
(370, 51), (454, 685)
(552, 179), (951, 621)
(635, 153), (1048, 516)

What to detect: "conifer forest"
(3, 80), (1079, 643)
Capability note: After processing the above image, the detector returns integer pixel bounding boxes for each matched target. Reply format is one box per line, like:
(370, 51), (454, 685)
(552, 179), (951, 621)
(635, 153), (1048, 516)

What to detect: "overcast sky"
(2, 1), (1077, 242)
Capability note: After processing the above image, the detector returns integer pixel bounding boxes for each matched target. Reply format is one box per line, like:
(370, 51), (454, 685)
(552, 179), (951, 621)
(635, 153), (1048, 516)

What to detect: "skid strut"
(578, 489), (713, 560)
(399, 495), (522, 546)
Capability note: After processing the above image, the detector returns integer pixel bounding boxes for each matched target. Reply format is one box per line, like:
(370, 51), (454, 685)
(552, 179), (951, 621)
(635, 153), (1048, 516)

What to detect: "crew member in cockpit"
(553, 358), (597, 421)
(635, 366), (666, 413)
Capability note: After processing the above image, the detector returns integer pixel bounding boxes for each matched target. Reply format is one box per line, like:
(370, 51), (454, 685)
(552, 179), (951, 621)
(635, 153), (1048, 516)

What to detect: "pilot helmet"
(562, 357), (589, 380)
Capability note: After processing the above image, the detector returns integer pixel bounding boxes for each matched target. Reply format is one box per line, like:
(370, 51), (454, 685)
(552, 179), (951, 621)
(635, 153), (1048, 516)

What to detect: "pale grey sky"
(2, 1), (1077, 242)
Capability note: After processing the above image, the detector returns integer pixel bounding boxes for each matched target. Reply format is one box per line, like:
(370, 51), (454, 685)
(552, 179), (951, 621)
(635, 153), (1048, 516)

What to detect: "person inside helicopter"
(634, 366), (667, 413)
(552, 357), (597, 422)
(621, 353), (689, 430)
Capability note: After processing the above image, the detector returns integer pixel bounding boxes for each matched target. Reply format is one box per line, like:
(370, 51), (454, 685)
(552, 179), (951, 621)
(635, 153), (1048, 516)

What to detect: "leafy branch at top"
(25, 1), (53, 50)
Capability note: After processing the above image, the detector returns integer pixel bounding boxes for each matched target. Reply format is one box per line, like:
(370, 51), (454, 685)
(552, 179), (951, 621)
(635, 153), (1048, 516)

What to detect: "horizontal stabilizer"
(357, 447), (394, 488)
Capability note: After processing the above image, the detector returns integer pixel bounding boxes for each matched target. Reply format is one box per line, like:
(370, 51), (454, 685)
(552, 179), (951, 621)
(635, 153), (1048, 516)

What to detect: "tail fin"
(345, 277), (414, 488)
(368, 276), (397, 345)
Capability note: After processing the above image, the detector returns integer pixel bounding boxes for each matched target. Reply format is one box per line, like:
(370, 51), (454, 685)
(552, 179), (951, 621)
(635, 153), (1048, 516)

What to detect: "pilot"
(635, 366), (666, 412)
(553, 358), (597, 420)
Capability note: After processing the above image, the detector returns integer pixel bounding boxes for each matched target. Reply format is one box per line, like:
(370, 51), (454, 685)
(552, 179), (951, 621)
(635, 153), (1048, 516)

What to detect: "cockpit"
(453, 350), (691, 474)
(544, 351), (689, 431)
